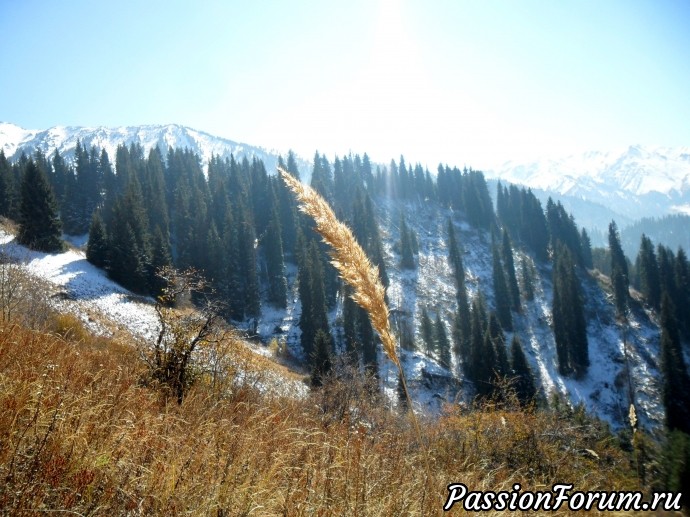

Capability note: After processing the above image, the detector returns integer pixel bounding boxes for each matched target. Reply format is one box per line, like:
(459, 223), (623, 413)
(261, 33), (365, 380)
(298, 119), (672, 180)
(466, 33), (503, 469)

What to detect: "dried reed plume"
(278, 167), (433, 482)
(278, 167), (400, 369)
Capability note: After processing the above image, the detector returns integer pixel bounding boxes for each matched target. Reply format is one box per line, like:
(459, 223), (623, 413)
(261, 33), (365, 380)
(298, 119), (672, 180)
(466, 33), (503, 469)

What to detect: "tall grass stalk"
(278, 167), (432, 480)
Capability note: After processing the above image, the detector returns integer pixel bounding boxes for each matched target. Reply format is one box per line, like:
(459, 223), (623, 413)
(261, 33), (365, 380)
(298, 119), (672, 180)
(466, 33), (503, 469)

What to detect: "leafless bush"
(140, 266), (232, 404)
(0, 248), (52, 328)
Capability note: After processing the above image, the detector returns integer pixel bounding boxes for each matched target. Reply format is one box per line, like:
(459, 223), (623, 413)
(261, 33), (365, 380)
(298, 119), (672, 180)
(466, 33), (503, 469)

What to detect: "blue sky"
(1, 0), (689, 169)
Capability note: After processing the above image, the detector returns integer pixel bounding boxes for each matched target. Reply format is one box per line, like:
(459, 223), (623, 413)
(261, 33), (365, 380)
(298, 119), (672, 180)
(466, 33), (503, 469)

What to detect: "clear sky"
(1, 0), (689, 169)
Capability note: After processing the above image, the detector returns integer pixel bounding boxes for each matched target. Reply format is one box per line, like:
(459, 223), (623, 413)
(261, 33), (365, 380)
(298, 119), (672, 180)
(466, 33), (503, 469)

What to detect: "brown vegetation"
(0, 313), (641, 515)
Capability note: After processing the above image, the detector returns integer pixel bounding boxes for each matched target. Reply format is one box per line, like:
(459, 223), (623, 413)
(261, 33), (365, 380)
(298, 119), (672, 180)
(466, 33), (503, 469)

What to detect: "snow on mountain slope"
(0, 228), (308, 399)
(372, 197), (664, 430)
(488, 145), (690, 220)
(0, 122), (301, 175)
(254, 192), (665, 428)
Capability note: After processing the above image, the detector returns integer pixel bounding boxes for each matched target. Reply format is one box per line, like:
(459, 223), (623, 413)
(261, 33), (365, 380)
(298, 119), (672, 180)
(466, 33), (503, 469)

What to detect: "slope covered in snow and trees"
(2, 127), (689, 441)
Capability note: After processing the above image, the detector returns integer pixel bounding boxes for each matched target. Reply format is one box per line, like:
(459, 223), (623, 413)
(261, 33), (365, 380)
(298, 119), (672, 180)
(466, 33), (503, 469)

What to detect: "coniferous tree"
(552, 244), (589, 377)
(0, 150), (15, 218)
(636, 234), (661, 310)
(488, 312), (509, 379)
(465, 295), (488, 382)
(510, 336), (537, 406)
(86, 210), (109, 268)
(222, 208), (245, 321)
(311, 329), (333, 387)
(435, 313), (451, 368)
(476, 328), (498, 399)
(298, 238), (330, 363)
(264, 203), (288, 309)
(448, 219), (471, 356)
(149, 226), (173, 297)
(240, 217), (261, 320)
(580, 228), (593, 269)
(396, 369), (408, 410)
(608, 220), (629, 316)
(143, 147), (170, 240)
(673, 247), (690, 337)
(17, 160), (63, 252)
(358, 304), (378, 380)
(492, 241), (513, 331)
(501, 229), (521, 312)
(276, 153), (300, 256)
(419, 307), (435, 356)
(399, 215), (415, 269)
(342, 285), (358, 360)
(106, 181), (151, 293)
(520, 258), (536, 302)
(547, 198), (583, 264)
(660, 293), (690, 434)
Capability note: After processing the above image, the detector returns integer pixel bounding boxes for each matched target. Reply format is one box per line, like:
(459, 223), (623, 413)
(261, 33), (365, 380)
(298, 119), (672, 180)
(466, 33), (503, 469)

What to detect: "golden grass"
(278, 168), (398, 369)
(0, 317), (642, 516)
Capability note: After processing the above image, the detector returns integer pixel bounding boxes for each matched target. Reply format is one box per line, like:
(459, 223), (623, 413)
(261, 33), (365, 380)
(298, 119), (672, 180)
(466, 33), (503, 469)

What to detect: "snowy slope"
(371, 197), (664, 430)
(0, 122), (307, 176)
(488, 145), (690, 221)
(251, 193), (666, 430)
(0, 229), (308, 399)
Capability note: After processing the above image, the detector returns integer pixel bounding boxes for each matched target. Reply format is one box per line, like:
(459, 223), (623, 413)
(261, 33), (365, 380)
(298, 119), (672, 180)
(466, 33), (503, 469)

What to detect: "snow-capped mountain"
(0, 122), (298, 175)
(488, 145), (690, 221)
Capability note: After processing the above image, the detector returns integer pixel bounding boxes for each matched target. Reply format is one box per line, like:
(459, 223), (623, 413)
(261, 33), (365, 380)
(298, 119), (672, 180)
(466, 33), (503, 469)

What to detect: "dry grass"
(278, 168), (398, 368)
(0, 316), (643, 516)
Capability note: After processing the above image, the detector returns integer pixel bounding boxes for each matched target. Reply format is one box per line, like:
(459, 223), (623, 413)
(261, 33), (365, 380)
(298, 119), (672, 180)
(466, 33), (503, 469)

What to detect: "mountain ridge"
(0, 122), (300, 176)
(487, 145), (690, 221)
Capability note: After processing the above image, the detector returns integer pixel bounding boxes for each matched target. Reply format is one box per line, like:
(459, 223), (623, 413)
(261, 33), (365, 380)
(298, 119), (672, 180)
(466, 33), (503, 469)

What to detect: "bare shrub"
(140, 266), (233, 404)
(0, 249), (52, 329)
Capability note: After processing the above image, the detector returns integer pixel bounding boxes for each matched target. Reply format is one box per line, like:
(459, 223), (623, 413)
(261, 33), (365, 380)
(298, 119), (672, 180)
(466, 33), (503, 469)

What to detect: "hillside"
(0, 192), (667, 433)
(1, 147), (688, 513)
(0, 296), (646, 514)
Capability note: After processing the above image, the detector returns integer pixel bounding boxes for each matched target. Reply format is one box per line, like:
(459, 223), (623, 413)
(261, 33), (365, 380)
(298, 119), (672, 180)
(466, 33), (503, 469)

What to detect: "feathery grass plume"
(278, 166), (435, 493)
(278, 167), (400, 368)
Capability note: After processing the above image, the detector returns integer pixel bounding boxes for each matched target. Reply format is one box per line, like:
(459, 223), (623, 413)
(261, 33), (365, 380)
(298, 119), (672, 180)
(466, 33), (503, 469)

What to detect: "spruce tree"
(477, 329), (498, 399)
(0, 150), (16, 218)
(342, 285), (358, 360)
(399, 215), (415, 269)
(501, 229), (521, 312)
(106, 183), (151, 293)
(264, 203), (288, 309)
(636, 234), (660, 310)
(520, 258), (536, 302)
(448, 218), (471, 354)
(488, 312), (509, 379)
(673, 247), (690, 337)
(420, 307), (435, 356)
(552, 244), (589, 377)
(492, 241), (513, 331)
(660, 294), (690, 434)
(580, 228), (593, 269)
(149, 226), (173, 298)
(465, 296), (487, 382)
(435, 313), (451, 369)
(86, 210), (109, 268)
(510, 336), (537, 406)
(608, 221), (629, 316)
(17, 160), (63, 252)
(311, 330), (333, 387)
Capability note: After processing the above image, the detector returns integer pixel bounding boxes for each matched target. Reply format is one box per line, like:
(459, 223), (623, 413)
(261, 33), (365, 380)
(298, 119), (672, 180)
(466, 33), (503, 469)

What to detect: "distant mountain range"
(488, 145), (690, 222)
(0, 122), (302, 178)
